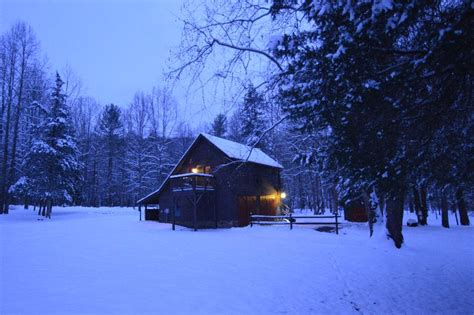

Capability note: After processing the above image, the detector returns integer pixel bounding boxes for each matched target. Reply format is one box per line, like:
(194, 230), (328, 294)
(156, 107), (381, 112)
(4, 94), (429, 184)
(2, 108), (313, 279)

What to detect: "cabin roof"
(137, 133), (283, 204)
(200, 133), (283, 169)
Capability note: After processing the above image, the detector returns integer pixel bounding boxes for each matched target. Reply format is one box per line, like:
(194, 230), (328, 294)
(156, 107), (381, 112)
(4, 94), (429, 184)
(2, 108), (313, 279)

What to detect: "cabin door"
(237, 196), (257, 227)
(259, 195), (278, 216)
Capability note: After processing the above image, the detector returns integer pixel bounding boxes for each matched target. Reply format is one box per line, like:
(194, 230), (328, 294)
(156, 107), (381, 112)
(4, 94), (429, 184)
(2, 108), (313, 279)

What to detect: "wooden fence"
(250, 213), (341, 234)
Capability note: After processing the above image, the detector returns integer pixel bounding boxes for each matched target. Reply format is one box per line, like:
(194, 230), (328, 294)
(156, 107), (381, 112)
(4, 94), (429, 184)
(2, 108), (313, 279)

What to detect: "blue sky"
(0, 0), (224, 129)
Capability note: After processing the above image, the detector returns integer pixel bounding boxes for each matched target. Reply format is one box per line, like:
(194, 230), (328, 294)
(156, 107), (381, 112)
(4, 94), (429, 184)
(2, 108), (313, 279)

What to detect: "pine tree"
(10, 73), (82, 217)
(271, 1), (472, 247)
(240, 84), (267, 148)
(210, 113), (227, 137)
(97, 104), (124, 206)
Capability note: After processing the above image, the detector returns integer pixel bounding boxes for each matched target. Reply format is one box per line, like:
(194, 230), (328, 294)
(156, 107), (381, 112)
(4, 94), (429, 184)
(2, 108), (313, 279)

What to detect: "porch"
(169, 173), (217, 231)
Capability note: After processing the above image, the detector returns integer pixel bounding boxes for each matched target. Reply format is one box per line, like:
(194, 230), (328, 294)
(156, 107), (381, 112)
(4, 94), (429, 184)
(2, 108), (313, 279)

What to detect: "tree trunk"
(408, 194), (414, 213)
(0, 49), (7, 156)
(378, 194), (385, 219)
(330, 185), (338, 215)
(413, 187), (428, 225)
(456, 189), (470, 226)
(441, 194), (449, 228)
(107, 152), (113, 206)
(91, 149), (98, 207)
(386, 191), (405, 248)
(0, 90), (12, 213)
(41, 202), (46, 216)
(46, 199), (52, 219)
(413, 187), (422, 224)
(0, 43), (16, 215)
(420, 187), (428, 225)
(362, 191), (376, 237)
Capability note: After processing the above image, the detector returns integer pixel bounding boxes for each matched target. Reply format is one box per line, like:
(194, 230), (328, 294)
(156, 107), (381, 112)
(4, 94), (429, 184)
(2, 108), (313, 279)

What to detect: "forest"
(1, 0), (473, 248)
(0, 22), (345, 216)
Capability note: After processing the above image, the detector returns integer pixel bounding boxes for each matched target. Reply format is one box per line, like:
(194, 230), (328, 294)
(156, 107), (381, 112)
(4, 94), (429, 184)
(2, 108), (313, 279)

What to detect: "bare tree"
(72, 96), (100, 206)
(125, 92), (150, 201)
(150, 86), (177, 138)
(0, 25), (18, 213)
(7, 23), (40, 213)
(146, 86), (179, 192)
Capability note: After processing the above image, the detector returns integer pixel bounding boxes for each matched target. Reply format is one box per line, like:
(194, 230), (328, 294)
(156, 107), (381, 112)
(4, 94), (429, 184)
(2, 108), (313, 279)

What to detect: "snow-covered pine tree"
(96, 104), (124, 206)
(10, 72), (82, 217)
(240, 83), (267, 148)
(210, 113), (227, 138)
(271, 0), (472, 247)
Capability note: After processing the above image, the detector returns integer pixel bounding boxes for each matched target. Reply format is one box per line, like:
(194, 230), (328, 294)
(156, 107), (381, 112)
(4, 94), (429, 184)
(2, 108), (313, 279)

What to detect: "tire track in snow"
(329, 253), (364, 314)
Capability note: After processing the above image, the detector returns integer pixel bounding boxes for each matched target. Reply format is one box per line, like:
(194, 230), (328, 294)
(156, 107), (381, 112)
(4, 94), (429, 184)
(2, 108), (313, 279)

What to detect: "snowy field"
(1, 206), (473, 315)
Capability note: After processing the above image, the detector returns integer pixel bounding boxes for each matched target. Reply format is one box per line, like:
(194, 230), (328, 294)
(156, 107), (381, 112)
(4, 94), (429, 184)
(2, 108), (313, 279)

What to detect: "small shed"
(343, 198), (369, 222)
(137, 133), (284, 229)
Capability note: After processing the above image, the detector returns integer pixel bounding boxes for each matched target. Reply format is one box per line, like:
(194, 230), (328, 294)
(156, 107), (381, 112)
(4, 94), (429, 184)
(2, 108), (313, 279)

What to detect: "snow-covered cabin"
(137, 133), (284, 229)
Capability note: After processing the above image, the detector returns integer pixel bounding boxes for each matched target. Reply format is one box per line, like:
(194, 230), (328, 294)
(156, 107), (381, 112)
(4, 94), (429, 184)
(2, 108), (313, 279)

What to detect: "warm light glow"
(191, 168), (199, 173)
(281, 192), (287, 199)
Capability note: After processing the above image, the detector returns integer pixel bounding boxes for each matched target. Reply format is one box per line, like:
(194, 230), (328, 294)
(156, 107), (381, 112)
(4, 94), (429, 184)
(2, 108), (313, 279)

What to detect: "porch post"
(139, 205), (142, 221)
(256, 195), (261, 215)
(172, 198), (176, 231)
(214, 192), (218, 229)
(193, 194), (198, 232)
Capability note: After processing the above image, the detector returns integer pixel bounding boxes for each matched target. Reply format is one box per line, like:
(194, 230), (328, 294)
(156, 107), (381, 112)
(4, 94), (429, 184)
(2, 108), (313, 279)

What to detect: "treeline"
(0, 21), (341, 214)
(0, 22), (195, 212)
(73, 92), (194, 207)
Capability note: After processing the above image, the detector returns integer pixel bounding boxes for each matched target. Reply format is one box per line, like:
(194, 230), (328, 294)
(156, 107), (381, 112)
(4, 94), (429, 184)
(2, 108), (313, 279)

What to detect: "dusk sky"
(0, 0), (223, 128)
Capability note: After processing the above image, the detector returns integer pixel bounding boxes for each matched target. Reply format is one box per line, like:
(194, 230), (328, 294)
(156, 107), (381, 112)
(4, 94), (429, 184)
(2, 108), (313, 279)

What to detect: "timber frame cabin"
(137, 133), (284, 230)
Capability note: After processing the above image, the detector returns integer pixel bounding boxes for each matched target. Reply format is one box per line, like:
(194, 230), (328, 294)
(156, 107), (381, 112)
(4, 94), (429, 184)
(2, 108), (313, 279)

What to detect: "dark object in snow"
(137, 133), (283, 230)
(407, 219), (418, 227)
(315, 226), (336, 233)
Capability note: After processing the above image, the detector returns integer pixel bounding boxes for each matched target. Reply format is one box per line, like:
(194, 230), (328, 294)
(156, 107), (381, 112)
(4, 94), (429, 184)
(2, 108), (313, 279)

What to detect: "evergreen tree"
(210, 113), (227, 137)
(10, 73), (82, 217)
(240, 84), (267, 147)
(271, 1), (473, 247)
(227, 110), (244, 143)
(97, 104), (124, 206)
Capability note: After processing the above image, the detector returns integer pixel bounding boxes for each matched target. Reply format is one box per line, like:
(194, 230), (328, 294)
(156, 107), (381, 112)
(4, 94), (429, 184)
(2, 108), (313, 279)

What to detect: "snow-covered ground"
(1, 206), (473, 315)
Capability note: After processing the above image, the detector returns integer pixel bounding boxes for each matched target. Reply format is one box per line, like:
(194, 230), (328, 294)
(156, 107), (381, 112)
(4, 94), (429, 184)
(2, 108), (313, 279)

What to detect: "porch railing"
(170, 173), (216, 192)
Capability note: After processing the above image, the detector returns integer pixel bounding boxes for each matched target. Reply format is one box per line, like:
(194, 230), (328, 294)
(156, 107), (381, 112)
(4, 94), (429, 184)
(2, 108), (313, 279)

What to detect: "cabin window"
(189, 165), (211, 174)
(175, 206), (181, 217)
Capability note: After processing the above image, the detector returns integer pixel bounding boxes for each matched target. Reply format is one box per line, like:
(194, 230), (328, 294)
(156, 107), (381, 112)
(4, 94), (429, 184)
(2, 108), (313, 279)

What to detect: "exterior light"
(191, 168), (199, 173)
(281, 192), (287, 199)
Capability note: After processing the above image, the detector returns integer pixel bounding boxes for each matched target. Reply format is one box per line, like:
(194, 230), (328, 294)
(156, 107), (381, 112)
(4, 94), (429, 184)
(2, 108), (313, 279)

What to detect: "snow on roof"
(201, 133), (283, 169)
